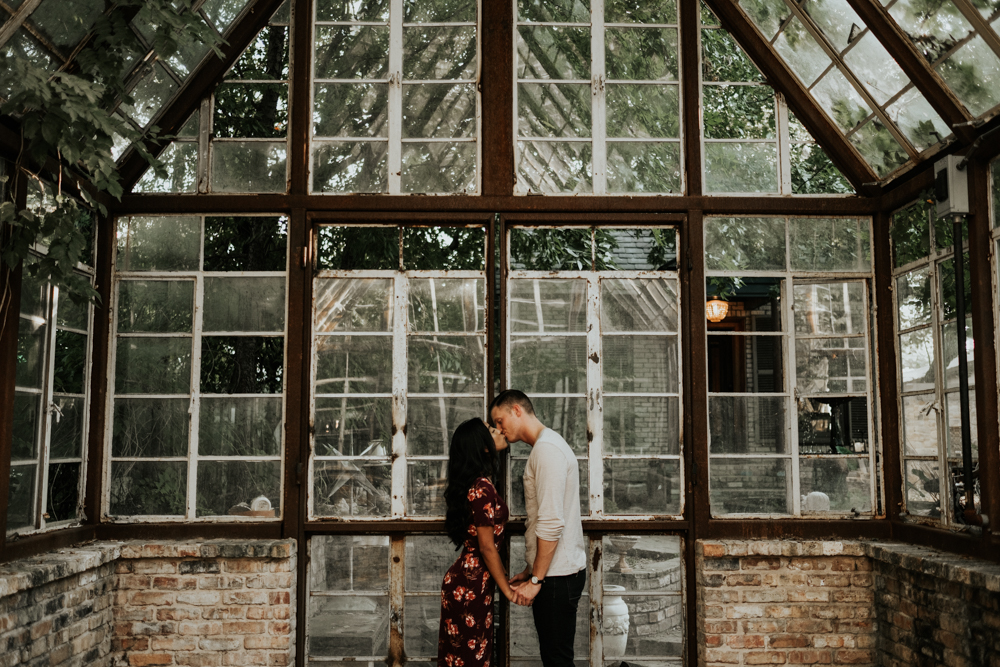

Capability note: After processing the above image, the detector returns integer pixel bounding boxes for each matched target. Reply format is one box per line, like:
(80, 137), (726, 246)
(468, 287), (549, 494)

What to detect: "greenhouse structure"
(2, 0), (1000, 665)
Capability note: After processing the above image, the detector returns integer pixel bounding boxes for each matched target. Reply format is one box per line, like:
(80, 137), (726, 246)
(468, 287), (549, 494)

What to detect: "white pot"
(603, 585), (630, 659)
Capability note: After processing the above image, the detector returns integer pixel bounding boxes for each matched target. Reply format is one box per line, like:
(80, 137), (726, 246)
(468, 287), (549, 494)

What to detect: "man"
(488, 389), (586, 667)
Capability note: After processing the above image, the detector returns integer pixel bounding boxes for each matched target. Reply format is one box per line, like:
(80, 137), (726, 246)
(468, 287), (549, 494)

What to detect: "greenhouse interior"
(2, 0), (1000, 665)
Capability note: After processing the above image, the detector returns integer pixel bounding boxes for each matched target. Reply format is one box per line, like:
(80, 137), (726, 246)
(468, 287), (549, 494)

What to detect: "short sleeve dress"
(438, 477), (509, 667)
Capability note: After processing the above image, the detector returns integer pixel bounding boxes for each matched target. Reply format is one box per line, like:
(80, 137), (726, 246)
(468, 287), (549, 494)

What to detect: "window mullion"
(930, 259), (951, 524)
(591, 0), (606, 195)
(587, 275), (603, 517)
(391, 274), (408, 518)
(777, 94), (791, 195)
(588, 536), (604, 667)
(197, 97), (211, 193)
(187, 278), (205, 521)
(388, 0), (404, 194)
(36, 283), (59, 531)
(786, 273), (801, 516)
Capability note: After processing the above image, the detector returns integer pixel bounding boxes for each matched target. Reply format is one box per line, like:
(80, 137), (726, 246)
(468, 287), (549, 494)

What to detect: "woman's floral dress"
(438, 477), (509, 667)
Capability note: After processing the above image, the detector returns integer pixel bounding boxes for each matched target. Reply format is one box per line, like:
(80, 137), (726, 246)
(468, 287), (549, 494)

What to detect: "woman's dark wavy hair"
(444, 419), (499, 547)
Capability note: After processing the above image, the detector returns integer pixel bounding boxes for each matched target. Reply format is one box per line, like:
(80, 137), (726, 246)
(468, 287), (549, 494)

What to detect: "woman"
(438, 419), (511, 667)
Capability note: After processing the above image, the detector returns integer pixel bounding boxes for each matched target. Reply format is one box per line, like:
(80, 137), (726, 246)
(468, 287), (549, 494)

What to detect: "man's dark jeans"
(531, 569), (587, 667)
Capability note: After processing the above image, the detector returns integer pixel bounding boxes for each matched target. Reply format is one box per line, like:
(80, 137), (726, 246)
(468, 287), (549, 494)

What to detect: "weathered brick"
(744, 651), (788, 664)
(129, 654), (173, 667)
(786, 649), (832, 664)
(770, 634), (810, 648)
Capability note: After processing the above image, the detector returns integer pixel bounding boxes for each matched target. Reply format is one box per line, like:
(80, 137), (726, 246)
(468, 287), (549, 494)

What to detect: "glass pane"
(518, 83), (592, 138)
(227, 24), (289, 79)
(203, 0), (255, 30)
(407, 397), (484, 456)
(517, 0), (589, 22)
(606, 28), (678, 81)
(307, 594), (390, 656)
(509, 543), (589, 657)
(316, 336), (393, 394)
(603, 336), (679, 393)
(52, 330), (86, 394)
(49, 395), (84, 460)
(511, 396), (588, 456)
(404, 595), (441, 657)
(902, 393), (939, 457)
(199, 396), (283, 457)
(604, 229), (677, 271)
(112, 398), (189, 458)
(607, 85), (679, 138)
(885, 86), (951, 152)
(317, 229), (397, 272)
(895, 268), (932, 330)
(409, 279), (484, 332)
(793, 282), (866, 335)
(509, 278), (587, 331)
(7, 464), (37, 531)
(517, 26), (591, 79)
(196, 460), (281, 518)
(790, 143), (853, 194)
(905, 460), (940, 517)
(706, 335), (783, 393)
(797, 396), (870, 455)
(602, 592), (684, 660)
(607, 0), (676, 22)
(211, 141), (287, 193)
(204, 277), (286, 332)
(116, 216), (201, 272)
(310, 535), (389, 592)
(314, 26), (389, 79)
(510, 336), (587, 393)
(200, 336), (284, 394)
(313, 460), (392, 517)
(316, 0), (389, 21)
(891, 202), (930, 267)
(45, 462), (81, 523)
(404, 229), (485, 271)
(939, 254), (972, 321)
(403, 84), (475, 138)
(945, 389), (978, 459)
(706, 280), (781, 330)
(702, 28), (764, 82)
(789, 218), (870, 272)
(11, 392), (40, 461)
(604, 396), (680, 456)
(709, 457), (791, 514)
(117, 281), (194, 333)
(204, 216), (288, 271)
(702, 85), (775, 139)
(313, 142), (389, 193)
(407, 460), (447, 515)
(213, 83), (288, 139)
(739, 0), (791, 41)
(705, 217), (785, 271)
(602, 279), (678, 332)
(805, 0), (862, 51)
(315, 398), (393, 457)
(315, 279), (393, 332)
(16, 316), (47, 389)
(400, 142), (477, 194)
(405, 536), (455, 592)
(510, 459), (588, 516)
(406, 0), (476, 21)
(709, 396), (786, 454)
(604, 459), (680, 515)
(134, 143), (199, 194)
(813, 69), (870, 131)
(408, 335), (485, 394)
(795, 338), (867, 394)
(602, 535), (681, 590)
(703, 142), (777, 193)
(938, 36), (1000, 117)
(120, 64), (178, 128)
(899, 329), (937, 391)
(115, 337), (191, 394)
(109, 461), (187, 516)
(933, 208), (969, 250)
(606, 141), (681, 194)
(942, 318), (974, 390)
(842, 33), (908, 105)
(798, 458), (872, 513)
(403, 26), (476, 80)
(517, 140), (593, 194)
(772, 18), (831, 87)
(849, 120), (907, 177)
(314, 84), (389, 138)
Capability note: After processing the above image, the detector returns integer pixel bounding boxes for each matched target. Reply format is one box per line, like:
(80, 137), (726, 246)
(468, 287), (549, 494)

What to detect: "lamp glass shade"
(706, 299), (728, 322)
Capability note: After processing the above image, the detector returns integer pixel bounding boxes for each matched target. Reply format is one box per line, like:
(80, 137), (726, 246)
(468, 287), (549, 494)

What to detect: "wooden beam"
(843, 0), (976, 146)
(481, 0), (514, 196)
(703, 0), (879, 193)
(117, 0), (289, 190)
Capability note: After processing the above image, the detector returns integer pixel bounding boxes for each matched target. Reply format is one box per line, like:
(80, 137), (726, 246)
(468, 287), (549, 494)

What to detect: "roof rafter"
(843, 0), (977, 146)
(118, 0), (288, 190)
(703, 0), (879, 193)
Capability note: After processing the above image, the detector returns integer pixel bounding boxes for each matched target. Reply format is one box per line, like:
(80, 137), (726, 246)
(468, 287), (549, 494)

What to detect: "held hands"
(506, 568), (539, 606)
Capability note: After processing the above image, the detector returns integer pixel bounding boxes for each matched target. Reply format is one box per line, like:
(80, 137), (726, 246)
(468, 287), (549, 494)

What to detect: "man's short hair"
(489, 389), (535, 419)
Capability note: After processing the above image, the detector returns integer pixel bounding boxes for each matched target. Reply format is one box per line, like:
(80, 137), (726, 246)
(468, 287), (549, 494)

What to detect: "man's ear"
(511, 403), (522, 418)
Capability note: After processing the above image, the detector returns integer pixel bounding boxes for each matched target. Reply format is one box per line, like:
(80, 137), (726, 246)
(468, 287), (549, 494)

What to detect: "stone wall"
(697, 540), (876, 666)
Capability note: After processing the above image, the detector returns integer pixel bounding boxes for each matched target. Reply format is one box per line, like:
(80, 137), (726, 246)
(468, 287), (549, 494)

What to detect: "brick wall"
(697, 540), (876, 666)
(870, 542), (1000, 667)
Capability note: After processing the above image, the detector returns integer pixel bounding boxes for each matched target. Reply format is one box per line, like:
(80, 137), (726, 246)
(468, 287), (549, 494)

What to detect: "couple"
(438, 390), (585, 667)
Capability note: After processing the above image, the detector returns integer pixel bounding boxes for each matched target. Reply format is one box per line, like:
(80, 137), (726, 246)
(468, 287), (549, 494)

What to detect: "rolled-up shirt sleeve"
(531, 443), (568, 542)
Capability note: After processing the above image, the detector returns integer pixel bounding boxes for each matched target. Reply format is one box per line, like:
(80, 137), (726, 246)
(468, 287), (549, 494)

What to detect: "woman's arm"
(477, 526), (517, 602)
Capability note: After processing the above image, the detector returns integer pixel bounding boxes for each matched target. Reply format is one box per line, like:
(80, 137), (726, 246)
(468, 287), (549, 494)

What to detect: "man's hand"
(511, 580), (542, 605)
(509, 567), (531, 585)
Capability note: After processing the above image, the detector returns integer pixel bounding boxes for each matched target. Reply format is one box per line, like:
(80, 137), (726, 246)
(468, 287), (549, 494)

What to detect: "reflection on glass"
(510, 396), (588, 456)
(407, 460), (448, 515)
(7, 464), (37, 530)
(798, 458), (872, 513)
(703, 142), (778, 193)
(407, 397), (484, 456)
(603, 336), (679, 393)
(899, 330), (935, 393)
(409, 278), (485, 331)
(516, 140), (593, 194)
(109, 461), (187, 516)
(901, 393), (939, 457)
(314, 460), (392, 517)
(794, 339), (867, 394)
(606, 142), (682, 193)
(709, 396), (786, 454)
(407, 335), (485, 394)
(793, 282), (866, 335)
(602, 279), (678, 332)
(211, 141), (287, 193)
(895, 268), (932, 330)
(604, 459), (680, 515)
(203, 277), (286, 332)
(709, 457), (791, 514)
(511, 459), (588, 516)
(517, 26), (591, 80)
(941, 318), (974, 390)
(196, 460), (281, 518)
(313, 141), (389, 194)
(789, 219), (870, 272)
(307, 595), (390, 657)
(706, 335), (783, 393)
(315, 397), (393, 457)
(705, 218), (785, 271)
(315, 335), (393, 394)
(116, 216), (201, 272)
(404, 595), (442, 656)
(509, 279), (587, 331)
(199, 396), (283, 457)
(510, 336), (587, 394)
(405, 535), (459, 591)
(905, 460), (940, 517)
(944, 390), (978, 459)
(310, 535), (389, 591)
(315, 279), (393, 332)
(115, 338), (192, 395)
(604, 396), (680, 456)
(117, 281), (194, 334)
(113, 398), (190, 458)
(797, 397), (869, 455)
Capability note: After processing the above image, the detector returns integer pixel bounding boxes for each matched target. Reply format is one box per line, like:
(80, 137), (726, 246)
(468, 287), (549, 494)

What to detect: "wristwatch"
(530, 575), (544, 585)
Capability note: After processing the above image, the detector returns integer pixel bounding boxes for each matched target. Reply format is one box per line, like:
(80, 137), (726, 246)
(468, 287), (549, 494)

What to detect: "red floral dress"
(438, 477), (509, 667)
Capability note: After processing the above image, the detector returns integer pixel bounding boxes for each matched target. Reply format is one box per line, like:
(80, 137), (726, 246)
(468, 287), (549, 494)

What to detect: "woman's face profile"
(484, 420), (508, 452)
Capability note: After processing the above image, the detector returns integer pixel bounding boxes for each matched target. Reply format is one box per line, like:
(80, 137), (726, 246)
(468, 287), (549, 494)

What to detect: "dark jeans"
(531, 569), (586, 667)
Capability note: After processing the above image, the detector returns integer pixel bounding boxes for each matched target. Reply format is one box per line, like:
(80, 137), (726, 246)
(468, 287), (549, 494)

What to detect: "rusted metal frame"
(892, 521), (1000, 560)
(500, 212), (688, 225)
(680, 0), (702, 196)
(0, 167), (27, 549)
(118, 0), (290, 190)
(289, 0), (313, 195)
(843, 0), (976, 146)
(966, 160), (999, 536)
(480, 0), (514, 195)
(111, 194), (881, 216)
(701, 519), (891, 539)
(950, 0), (1000, 73)
(284, 207), (309, 543)
(702, 0), (879, 194)
(96, 522), (283, 541)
